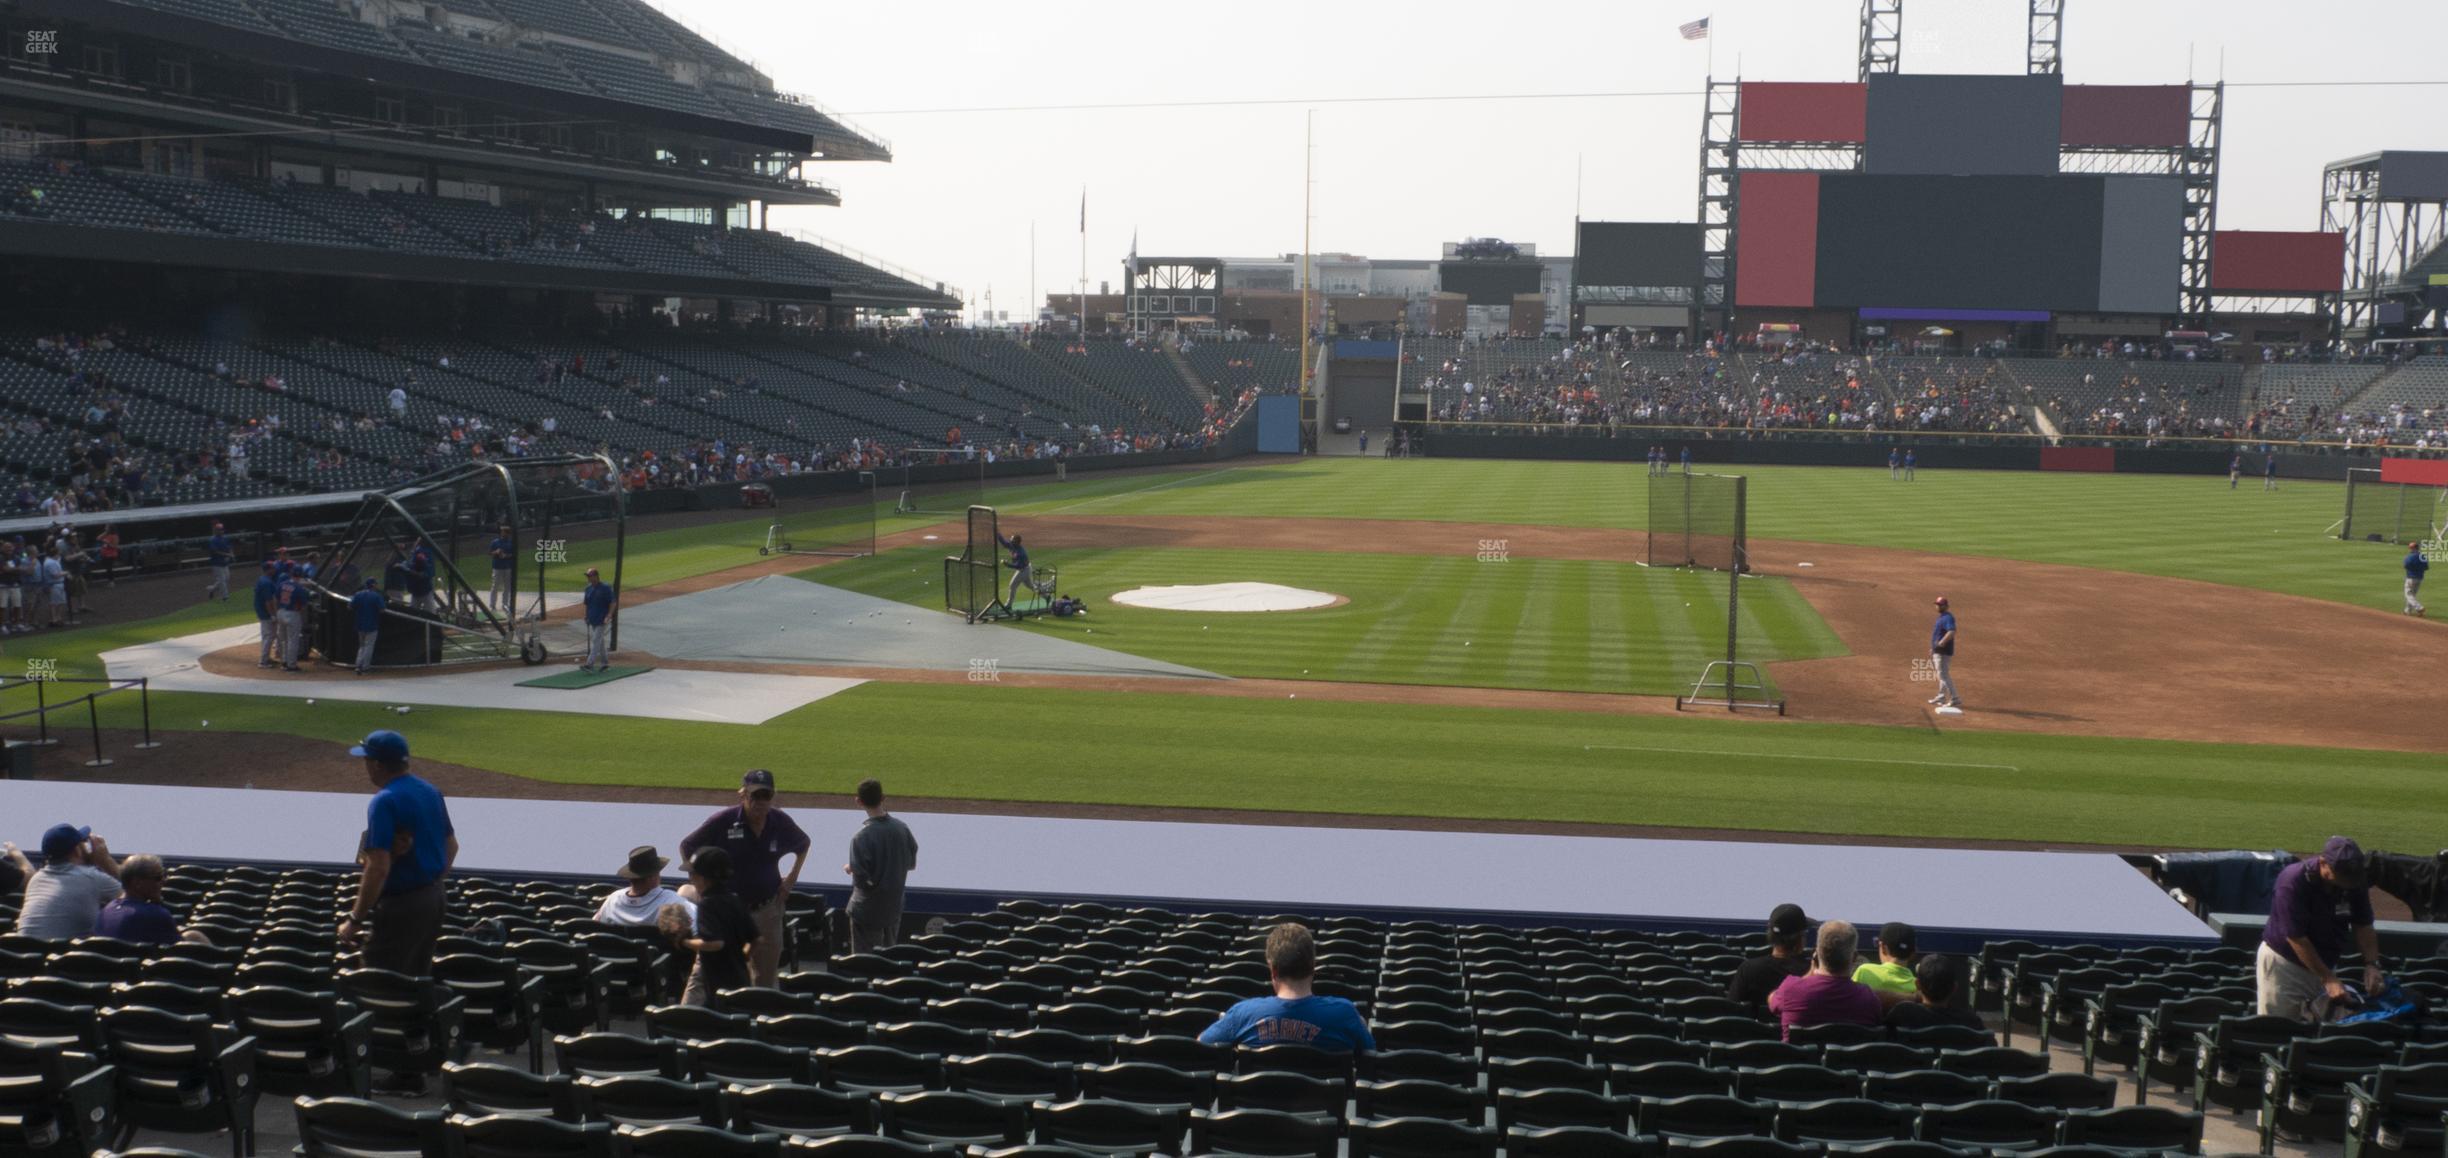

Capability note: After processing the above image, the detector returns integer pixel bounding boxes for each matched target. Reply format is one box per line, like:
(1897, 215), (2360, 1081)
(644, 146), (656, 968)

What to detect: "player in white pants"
(1927, 596), (1960, 709)
(2407, 543), (2431, 617)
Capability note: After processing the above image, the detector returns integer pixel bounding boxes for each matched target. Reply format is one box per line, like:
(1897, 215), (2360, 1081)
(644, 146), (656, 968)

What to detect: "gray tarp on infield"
(617, 574), (1223, 680)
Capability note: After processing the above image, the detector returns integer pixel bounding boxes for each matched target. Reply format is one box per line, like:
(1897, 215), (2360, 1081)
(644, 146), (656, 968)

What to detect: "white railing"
(641, 2), (889, 155)
(780, 227), (961, 303)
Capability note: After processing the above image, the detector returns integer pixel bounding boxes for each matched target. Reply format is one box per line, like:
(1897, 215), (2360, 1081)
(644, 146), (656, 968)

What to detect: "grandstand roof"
(25, 0), (890, 162)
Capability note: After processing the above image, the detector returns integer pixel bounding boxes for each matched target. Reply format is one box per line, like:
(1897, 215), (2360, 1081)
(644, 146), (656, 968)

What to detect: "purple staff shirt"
(678, 806), (811, 906)
(2262, 857), (2373, 971)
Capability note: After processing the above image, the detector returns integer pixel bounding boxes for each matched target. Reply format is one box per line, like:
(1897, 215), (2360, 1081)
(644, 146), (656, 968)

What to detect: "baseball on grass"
(305, 698), (315, 705)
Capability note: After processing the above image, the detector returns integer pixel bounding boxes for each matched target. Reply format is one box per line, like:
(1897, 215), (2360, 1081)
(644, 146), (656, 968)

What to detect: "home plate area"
(1109, 581), (1344, 612)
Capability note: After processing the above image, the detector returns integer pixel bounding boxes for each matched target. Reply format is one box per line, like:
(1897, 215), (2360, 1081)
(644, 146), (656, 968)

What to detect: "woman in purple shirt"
(1768, 919), (1884, 1041)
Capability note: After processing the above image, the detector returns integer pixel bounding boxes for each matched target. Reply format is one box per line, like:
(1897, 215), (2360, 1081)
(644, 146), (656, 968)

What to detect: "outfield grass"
(805, 545), (1843, 695)
(56, 677), (2446, 852)
(986, 459), (2415, 612)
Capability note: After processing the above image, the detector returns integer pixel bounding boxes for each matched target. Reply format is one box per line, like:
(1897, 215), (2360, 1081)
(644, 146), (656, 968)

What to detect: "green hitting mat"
(516, 665), (655, 690)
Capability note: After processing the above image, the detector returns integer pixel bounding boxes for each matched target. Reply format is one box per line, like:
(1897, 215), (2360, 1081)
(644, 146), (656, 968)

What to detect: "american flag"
(1680, 16), (1710, 40)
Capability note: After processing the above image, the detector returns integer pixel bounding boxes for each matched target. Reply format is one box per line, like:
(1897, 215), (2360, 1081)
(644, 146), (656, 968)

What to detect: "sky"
(650, 0), (2448, 321)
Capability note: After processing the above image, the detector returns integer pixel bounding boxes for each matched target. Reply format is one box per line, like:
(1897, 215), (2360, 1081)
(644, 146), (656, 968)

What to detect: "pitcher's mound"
(1111, 582), (1345, 612)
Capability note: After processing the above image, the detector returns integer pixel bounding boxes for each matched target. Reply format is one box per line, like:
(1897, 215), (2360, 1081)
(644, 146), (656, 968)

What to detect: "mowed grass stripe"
(804, 544), (1838, 695)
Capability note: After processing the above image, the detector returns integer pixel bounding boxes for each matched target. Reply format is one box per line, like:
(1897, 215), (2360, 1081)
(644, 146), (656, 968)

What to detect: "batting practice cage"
(942, 505), (1056, 623)
(2341, 467), (2448, 545)
(316, 454), (625, 669)
(1650, 470), (1784, 714)
(762, 471), (877, 558)
(891, 448), (988, 516)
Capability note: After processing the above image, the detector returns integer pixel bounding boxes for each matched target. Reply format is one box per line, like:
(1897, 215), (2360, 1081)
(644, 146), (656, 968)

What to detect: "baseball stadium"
(0, 0), (2445, 1156)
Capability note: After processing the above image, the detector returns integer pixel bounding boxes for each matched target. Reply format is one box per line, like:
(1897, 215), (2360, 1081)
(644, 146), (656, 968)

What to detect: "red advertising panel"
(2381, 457), (2448, 486)
(2060, 85), (2191, 148)
(1734, 172), (1819, 308)
(2210, 231), (2345, 293)
(2041, 446), (2116, 473)
(1738, 82), (1867, 143)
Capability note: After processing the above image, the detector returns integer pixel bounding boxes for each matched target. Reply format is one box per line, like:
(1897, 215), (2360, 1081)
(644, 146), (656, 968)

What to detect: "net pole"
(2343, 470), (2359, 540)
(1724, 476), (1744, 705)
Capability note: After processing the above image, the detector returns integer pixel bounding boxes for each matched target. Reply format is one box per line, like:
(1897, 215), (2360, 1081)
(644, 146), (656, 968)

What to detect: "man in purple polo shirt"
(678, 769), (809, 995)
(2259, 836), (2383, 1022)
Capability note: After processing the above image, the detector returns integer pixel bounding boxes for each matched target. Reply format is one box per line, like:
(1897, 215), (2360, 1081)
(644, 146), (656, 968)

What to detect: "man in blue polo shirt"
(1889, 447), (1901, 481)
(350, 579), (387, 675)
(2229, 452), (2242, 490)
(2405, 541), (2429, 618)
(2264, 452), (2278, 491)
(204, 522), (232, 602)
(1201, 923), (1375, 1051)
(1903, 448), (1917, 481)
(252, 561), (279, 668)
(2259, 836), (2382, 1022)
(1926, 595), (1960, 712)
(580, 567), (616, 672)
(487, 524), (515, 614)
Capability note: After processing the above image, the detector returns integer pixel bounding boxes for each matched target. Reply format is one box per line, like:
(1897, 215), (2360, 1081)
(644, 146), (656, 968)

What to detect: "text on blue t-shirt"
(1198, 995), (1377, 1051)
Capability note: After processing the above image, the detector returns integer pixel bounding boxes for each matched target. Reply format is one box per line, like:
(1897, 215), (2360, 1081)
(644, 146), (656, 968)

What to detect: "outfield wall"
(1415, 430), (2371, 481)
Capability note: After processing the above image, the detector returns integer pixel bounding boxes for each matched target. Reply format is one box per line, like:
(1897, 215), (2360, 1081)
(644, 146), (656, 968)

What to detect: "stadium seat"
(442, 1060), (581, 1121)
(1773, 1097), (1922, 1145)
(1498, 1086), (1634, 1134)
(818, 1045), (945, 1095)
(754, 1015), (869, 1052)
(1347, 1115), (1499, 1158)
(1026, 1097), (1188, 1155)
(1355, 1077), (1487, 1124)
(1190, 1106), (1341, 1157)
(1611, 1061), (1733, 1101)
(573, 1074), (726, 1128)
(2259, 1034), (2399, 1149)
(874, 1089), (1026, 1148)
(1110, 1035), (1229, 1073)
(1989, 1073), (2120, 1111)
(1915, 1100), (2064, 1151)
(95, 1006), (260, 1158)
(291, 1095), (450, 1156)
(611, 1121), (784, 1158)
(449, 1112), (619, 1158)
(557, 1033), (687, 1081)
(221, 984), (374, 1097)
(0, 1037), (118, 1158)
(1214, 1069), (1349, 1121)
(2057, 1105), (2206, 1154)
(943, 1052), (1076, 1103)
(335, 968), (466, 1081)
(2190, 1016), (2311, 1113)
(724, 1081), (878, 1139)
(685, 1038), (819, 1087)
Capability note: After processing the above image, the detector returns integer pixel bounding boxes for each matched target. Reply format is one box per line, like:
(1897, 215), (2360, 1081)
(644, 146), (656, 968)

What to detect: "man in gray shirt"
(842, 778), (917, 952)
(17, 823), (123, 939)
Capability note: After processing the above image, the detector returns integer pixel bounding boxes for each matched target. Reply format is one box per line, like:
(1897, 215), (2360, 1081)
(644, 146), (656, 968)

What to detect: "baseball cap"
(363, 578), (379, 590)
(2321, 836), (2368, 882)
(1878, 921), (1918, 956)
(585, 567), (601, 578)
(1933, 595), (1949, 607)
(1768, 903), (1812, 937)
(617, 845), (669, 880)
(741, 769), (776, 794)
(350, 730), (410, 761)
(39, 823), (89, 861)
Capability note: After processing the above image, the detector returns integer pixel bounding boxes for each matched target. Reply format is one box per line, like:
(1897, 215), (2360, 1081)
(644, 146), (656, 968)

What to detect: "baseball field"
(15, 456), (2447, 852)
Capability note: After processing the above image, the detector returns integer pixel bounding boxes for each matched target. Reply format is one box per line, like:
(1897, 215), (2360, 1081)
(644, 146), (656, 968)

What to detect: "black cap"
(1879, 921), (1917, 956)
(1768, 903), (1811, 937)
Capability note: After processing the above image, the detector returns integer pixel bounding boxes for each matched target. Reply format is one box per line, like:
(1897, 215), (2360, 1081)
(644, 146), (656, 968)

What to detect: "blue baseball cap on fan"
(350, 730), (409, 761)
(40, 823), (89, 860)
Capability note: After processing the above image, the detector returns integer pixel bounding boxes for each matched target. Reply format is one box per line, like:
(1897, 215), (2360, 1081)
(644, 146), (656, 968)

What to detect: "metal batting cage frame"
(944, 505), (1006, 623)
(1653, 470), (1785, 714)
(2340, 468), (2448, 545)
(762, 471), (878, 558)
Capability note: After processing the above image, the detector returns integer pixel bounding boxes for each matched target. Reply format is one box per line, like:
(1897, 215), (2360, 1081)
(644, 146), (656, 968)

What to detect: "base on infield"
(1934, 705), (1965, 716)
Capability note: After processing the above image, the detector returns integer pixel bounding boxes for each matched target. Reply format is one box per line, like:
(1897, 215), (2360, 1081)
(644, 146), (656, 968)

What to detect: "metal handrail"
(0, 675), (157, 768)
(778, 228), (963, 304)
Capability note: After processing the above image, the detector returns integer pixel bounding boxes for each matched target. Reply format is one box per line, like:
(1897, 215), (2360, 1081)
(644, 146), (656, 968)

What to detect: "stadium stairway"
(1163, 341), (1215, 409)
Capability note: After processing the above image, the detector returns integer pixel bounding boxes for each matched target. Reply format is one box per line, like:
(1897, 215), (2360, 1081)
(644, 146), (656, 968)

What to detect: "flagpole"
(1029, 221), (1037, 331)
(1078, 186), (1088, 334)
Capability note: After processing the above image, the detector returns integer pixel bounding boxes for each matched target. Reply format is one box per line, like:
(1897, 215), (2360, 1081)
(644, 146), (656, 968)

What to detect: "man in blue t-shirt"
(1681, 447), (1693, 474)
(2264, 453), (2278, 491)
(1199, 922), (1376, 1052)
(341, 729), (456, 981)
(2406, 542), (2430, 618)
(251, 562), (280, 668)
(2229, 453), (2242, 490)
(1889, 447), (1901, 481)
(580, 567), (616, 672)
(1902, 448), (1917, 481)
(350, 579), (387, 675)
(1926, 595), (1960, 712)
(204, 522), (232, 602)
(487, 524), (515, 613)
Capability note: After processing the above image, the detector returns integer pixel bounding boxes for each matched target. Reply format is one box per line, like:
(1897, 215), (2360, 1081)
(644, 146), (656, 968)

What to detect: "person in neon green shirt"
(1853, 921), (1923, 998)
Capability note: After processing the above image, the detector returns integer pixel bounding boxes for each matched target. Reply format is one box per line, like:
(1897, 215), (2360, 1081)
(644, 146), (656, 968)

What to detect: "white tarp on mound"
(1111, 582), (1339, 612)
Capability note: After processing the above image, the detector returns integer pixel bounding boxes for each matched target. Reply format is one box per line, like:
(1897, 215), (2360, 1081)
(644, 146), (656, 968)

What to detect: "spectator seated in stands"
(597, 845), (696, 927)
(1768, 919), (1882, 1041)
(0, 839), (29, 898)
(1883, 955), (1988, 1037)
(1852, 921), (1924, 1001)
(92, 853), (211, 945)
(14, 823), (122, 939)
(1728, 902), (1813, 1016)
(1198, 922), (1377, 1051)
